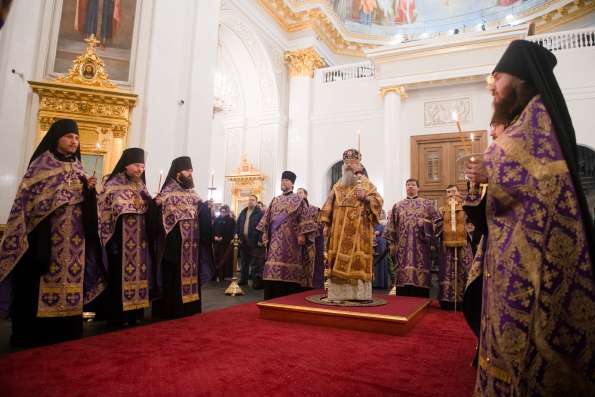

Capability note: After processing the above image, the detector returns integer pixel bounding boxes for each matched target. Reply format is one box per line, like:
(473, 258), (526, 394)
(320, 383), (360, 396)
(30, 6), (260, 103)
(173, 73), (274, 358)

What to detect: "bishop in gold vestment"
(320, 149), (383, 301)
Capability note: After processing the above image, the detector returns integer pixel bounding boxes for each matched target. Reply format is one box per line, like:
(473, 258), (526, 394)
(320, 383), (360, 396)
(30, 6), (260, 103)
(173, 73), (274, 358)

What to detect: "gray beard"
(340, 169), (358, 187)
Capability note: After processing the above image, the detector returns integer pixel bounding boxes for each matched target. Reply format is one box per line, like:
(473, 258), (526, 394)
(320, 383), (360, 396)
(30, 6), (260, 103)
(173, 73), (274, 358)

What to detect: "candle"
(357, 129), (361, 152)
(92, 142), (101, 175)
(157, 169), (163, 192)
(210, 172), (215, 187)
(450, 198), (456, 232)
(452, 111), (462, 133)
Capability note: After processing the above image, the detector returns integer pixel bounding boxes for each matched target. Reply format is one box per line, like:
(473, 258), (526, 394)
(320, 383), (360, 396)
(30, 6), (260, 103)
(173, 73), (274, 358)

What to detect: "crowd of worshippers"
(0, 117), (473, 346)
(0, 39), (593, 396)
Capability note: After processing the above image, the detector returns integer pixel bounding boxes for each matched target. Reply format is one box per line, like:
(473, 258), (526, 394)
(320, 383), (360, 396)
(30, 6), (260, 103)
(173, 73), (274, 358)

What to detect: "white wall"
(0, 0), (48, 223)
(553, 47), (595, 150)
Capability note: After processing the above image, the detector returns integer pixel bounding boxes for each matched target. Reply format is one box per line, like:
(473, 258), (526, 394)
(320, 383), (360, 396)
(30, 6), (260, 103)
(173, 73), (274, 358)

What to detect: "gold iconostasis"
(29, 35), (137, 180)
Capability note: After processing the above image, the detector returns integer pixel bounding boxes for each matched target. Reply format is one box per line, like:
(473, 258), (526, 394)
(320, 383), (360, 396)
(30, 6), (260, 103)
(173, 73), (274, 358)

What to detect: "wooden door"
(411, 131), (487, 209)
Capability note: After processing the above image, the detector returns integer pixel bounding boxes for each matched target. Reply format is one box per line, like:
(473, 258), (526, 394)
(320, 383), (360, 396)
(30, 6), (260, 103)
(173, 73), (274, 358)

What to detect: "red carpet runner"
(0, 302), (476, 397)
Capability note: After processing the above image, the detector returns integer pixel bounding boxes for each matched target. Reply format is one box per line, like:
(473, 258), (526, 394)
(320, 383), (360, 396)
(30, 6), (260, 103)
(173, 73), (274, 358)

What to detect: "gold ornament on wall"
(226, 157), (266, 216)
(285, 48), (326, 77)
(56, 35), (116, 89)
(29, 35), (137, 180)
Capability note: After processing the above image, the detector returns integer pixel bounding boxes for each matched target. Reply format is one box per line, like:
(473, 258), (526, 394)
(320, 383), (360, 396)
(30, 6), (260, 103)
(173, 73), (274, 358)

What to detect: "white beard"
(340, 168), (358, 187)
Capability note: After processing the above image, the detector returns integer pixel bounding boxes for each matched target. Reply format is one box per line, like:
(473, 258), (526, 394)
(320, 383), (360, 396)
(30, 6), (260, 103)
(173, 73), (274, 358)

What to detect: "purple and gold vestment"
(470, 96), (595, 396)
(385, 197), (440, 290)
(257, 192), (317, 286)
(0, 151), (103, 318)
(98, 172), (152, 312)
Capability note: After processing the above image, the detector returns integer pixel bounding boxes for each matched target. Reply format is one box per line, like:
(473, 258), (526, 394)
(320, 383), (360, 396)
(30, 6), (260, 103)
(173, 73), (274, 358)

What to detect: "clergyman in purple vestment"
(465, 40), (595, 396)
(96, 148), (153, 326)
(257, 172), (317, 300)
(0, 119), (104, 347)
(384, 178), (440, 298)
(152, 156), (204, 319)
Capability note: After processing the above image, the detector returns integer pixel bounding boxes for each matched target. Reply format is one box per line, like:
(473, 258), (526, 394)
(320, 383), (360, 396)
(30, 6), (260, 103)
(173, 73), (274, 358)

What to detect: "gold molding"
(29, 36), (138, 177)
(535, 0), (595, 33)
(285, 47), (326, 77)
(257, 0), (594, 57)
(56, 35), (116, 89)
(256, 0), (378, 56)
(380, 85), (407, 99)
(225, 157), (266, 215)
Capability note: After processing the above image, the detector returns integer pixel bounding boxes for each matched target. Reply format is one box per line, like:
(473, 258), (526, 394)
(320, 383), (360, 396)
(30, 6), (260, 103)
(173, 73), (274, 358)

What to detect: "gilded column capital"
(380, 85), (407, 99)
(284, 48), (326, 78)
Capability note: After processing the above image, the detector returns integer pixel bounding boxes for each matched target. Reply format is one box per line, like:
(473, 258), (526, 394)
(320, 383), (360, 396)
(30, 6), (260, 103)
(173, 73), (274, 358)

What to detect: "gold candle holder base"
(82, 311), (96, 321)
(225, 277), (245, 296)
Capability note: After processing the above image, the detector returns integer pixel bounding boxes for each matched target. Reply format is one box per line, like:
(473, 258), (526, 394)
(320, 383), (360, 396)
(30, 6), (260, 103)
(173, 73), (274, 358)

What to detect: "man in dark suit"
(235, 195), (264, 289)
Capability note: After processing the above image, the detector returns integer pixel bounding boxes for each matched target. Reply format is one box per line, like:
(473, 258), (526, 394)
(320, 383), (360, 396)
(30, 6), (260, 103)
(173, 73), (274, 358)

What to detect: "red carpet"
(0, 302), (477, 397)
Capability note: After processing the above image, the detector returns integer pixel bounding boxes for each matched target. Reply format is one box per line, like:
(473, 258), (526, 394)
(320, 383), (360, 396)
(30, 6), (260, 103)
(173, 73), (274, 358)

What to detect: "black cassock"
(213, 215), (236, 280)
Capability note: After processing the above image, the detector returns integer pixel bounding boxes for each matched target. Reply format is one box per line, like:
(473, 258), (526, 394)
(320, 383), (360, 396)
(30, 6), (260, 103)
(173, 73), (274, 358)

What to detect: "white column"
(0, 1), (47, 222)
(285, 48), (325, 191)
(183, 0), (222, 199)
(287, 75), (313, 189)
(382, 86), (405, 208)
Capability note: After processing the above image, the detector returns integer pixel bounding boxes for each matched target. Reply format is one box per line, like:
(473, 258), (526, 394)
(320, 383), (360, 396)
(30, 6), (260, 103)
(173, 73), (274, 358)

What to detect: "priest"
(152, 156), (207, 318)
(97, 148), (153, 326)
(0, 119), (104, 346)
(465, 40), (595, 395)
(257, 171), (316, 299)
(320, 149), (383, 301)
(384, 179), (440, 297)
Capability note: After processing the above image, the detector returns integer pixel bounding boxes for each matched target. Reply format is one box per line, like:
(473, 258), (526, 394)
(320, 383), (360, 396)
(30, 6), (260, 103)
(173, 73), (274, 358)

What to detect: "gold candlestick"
(225, 234), (244, 296)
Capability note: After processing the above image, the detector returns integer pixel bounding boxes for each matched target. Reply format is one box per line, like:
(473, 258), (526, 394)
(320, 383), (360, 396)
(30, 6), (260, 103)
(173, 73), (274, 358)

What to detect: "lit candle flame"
(451, 111), (459, 122)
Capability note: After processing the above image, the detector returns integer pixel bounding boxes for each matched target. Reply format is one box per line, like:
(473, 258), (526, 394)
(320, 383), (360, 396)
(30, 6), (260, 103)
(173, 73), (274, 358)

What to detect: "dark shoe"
(252, 278), (264, 290)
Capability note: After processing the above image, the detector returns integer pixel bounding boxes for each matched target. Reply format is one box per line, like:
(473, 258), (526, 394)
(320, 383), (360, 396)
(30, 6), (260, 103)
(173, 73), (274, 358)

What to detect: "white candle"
(452, 111), (462, 132)
(357, 129), (361, 152)
(450, 199), (456, 232)
(157, 169), (163, 192)
(92, 142), (101, 175)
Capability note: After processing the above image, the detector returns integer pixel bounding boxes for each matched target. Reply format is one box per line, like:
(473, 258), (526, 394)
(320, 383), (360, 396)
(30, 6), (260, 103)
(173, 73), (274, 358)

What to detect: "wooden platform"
(257, 289), (431, 335)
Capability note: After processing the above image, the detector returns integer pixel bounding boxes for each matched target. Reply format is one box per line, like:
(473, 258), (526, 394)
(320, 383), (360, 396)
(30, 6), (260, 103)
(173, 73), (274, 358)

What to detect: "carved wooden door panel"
(411, 131), (487, 209)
